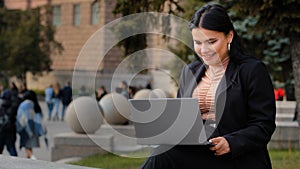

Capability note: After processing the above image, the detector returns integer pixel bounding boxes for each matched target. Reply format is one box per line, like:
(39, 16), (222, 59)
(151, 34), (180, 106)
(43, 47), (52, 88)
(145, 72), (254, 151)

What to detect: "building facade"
(5, 0), (178, 96)
(5, 0), (127, 91)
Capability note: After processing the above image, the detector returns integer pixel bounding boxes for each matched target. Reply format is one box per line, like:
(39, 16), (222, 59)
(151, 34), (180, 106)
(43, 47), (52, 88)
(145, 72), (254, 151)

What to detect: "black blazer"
(177, 57), (276, 169)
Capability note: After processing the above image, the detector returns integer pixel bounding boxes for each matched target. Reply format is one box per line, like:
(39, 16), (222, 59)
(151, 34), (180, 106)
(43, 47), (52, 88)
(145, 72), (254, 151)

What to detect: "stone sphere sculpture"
(99, 93), (130, 125)
(133, 89), (167, 99)
(151, 88), (167, 98)
(65, 96), (103, 134)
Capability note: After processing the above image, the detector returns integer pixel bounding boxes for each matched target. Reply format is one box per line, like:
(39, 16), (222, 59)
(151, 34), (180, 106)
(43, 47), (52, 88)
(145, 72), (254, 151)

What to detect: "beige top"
(192, 57), (230, 121)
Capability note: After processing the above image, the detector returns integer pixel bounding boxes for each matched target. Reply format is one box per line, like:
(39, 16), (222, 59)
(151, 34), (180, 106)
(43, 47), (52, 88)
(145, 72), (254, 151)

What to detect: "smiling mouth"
(202, 53), (215, 59)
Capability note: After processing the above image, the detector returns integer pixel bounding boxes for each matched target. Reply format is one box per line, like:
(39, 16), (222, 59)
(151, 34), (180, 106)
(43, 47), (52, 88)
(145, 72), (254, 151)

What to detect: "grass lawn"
(270, 149), (300, 169)
(71, 149), (300, 169)
(70, 153), (146, 169)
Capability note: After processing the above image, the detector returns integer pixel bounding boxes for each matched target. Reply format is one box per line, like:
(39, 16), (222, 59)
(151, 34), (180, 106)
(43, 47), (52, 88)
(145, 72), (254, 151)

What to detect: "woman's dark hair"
(24, 90), (42, 115)
(189, 4), (251, 63)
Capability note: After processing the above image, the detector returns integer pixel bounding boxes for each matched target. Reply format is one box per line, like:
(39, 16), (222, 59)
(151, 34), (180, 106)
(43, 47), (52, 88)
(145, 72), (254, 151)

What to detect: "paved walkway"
(3, 101), (72, 161)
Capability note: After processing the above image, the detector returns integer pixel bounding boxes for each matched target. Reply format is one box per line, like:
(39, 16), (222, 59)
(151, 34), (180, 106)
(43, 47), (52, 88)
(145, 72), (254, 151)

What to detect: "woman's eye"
(208, 40), (216, 44)
(195, 41), (202, 45)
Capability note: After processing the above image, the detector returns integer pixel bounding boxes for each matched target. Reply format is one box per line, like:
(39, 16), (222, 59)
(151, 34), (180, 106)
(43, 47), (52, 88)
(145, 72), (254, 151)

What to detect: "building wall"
(5, 0), (49, 10)
(50, 0), (123, 73)
(51, 0), (102, 70)
(4, 0), (178, 95)
(5, 0), (125, 90)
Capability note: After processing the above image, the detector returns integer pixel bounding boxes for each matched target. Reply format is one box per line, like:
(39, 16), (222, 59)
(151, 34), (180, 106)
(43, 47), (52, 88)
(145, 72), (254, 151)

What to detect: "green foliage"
(231, 0), (300, 36)
(263, 38), (290, 67)
(0, 5), (63, 82)
(229, 0), (299, 100)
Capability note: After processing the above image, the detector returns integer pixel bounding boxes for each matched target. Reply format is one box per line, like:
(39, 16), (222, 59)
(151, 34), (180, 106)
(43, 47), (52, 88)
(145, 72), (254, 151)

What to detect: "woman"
(140, 4), (276, 169)
(16, 90), (46, 159)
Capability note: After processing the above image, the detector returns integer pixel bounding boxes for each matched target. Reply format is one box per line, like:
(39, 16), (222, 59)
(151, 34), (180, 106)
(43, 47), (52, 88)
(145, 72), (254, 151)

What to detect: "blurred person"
(52, 82), (61, 121)
(128, 86), (138, 99)
(18, 82), (28, 101)
(145, 79), (152, 90)
(274, 80), (285, 101)
(16, 90), (47, 159)
(0, 82), (21, 156)
(44, 84), (54, 121)
(96, 85), (108, 102)
(60, 81), (72, 121)
(118, 81), (129, 98)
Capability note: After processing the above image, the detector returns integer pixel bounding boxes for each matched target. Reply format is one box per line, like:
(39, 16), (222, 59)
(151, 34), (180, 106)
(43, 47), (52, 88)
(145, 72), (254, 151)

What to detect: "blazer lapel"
(215, 60), (240, 122)
(216, 60), (237, 96)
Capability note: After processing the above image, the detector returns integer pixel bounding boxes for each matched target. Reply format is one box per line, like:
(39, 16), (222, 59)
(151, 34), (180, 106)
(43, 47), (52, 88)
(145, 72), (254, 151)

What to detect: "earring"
(228, 43), (231, 51)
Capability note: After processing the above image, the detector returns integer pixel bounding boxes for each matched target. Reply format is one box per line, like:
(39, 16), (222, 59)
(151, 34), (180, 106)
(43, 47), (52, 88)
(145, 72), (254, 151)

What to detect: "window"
(91, 1), (99, 25)
(52, 5), (61, 26)
(73, 4), (81, 26)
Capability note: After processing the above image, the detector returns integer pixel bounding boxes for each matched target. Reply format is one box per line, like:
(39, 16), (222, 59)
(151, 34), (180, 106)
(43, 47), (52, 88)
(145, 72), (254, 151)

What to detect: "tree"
(0, 5), (63, 83)
(229, 0), (300, 119)
(112, 0), (184, 70)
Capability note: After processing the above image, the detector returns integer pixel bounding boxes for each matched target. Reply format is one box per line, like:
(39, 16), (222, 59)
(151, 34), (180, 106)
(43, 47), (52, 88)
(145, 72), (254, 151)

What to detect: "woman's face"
(192, 27), (233, 66)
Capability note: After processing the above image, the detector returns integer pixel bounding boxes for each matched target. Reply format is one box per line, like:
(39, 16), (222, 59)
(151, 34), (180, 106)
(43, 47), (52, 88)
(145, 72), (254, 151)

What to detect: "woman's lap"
(140, 145), (234, 169)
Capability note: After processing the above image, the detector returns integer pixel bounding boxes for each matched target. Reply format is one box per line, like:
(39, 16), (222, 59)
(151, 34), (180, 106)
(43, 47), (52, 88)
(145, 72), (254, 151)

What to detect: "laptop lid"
(129, 98), (211, 145)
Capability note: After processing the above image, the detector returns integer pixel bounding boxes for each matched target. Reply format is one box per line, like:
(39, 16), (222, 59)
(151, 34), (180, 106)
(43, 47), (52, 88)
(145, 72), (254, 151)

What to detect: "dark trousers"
(0, 131), (18, 156)
(140, 145), (234, 169)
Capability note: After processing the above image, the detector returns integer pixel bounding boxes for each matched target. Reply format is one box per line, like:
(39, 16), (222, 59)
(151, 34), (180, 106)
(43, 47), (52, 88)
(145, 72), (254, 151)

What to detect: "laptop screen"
(129, 98), (209, 145)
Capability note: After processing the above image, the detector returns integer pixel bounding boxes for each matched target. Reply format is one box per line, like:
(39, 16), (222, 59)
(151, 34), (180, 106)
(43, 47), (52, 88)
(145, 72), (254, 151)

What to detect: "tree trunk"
(290, 36), (300, 121)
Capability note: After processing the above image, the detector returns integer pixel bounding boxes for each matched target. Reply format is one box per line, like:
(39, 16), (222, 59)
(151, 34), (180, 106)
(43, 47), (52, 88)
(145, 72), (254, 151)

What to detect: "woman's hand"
(209, 137), (230, 156)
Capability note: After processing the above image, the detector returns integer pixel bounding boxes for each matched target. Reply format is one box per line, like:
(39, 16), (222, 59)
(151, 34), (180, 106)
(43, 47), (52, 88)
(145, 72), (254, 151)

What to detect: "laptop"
(129, 98), (215, 146)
